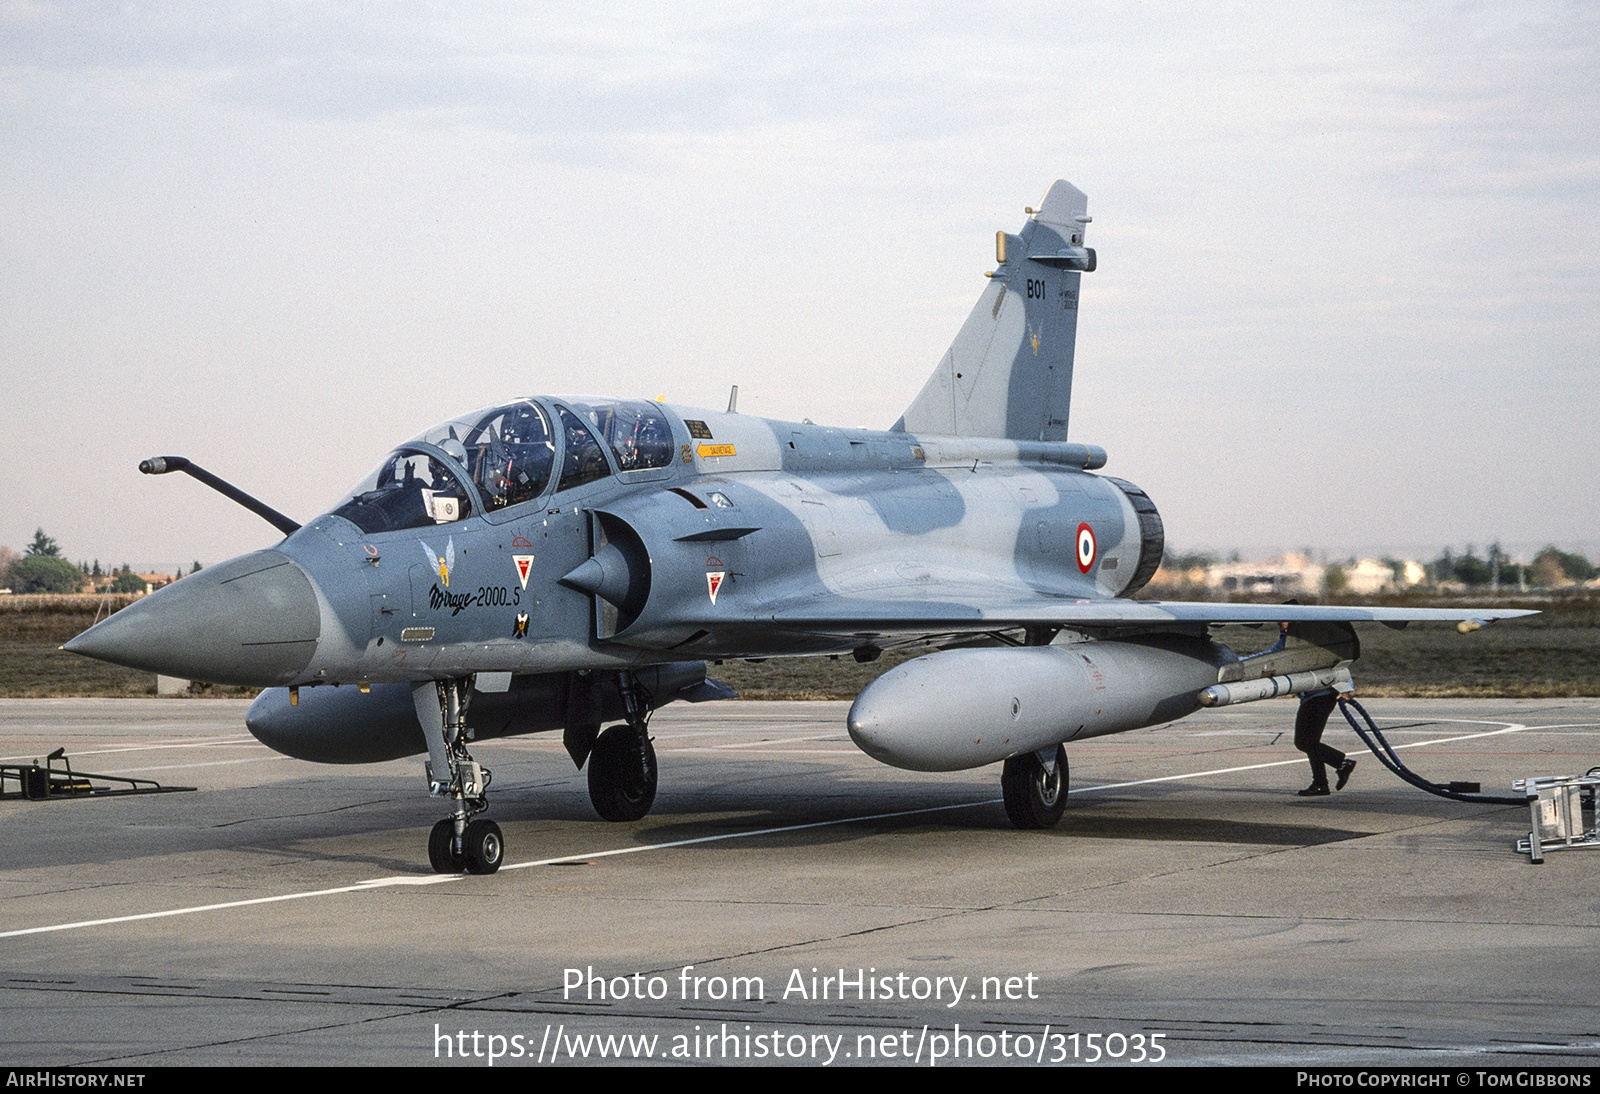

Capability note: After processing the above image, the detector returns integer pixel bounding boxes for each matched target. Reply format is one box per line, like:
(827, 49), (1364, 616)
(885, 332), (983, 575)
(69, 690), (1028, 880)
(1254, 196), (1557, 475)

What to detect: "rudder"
(897, 181), (1094, 442)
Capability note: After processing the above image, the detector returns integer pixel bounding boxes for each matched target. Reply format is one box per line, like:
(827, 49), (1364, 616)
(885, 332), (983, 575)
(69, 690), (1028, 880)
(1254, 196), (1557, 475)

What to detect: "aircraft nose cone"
(64, 551), (321, 686)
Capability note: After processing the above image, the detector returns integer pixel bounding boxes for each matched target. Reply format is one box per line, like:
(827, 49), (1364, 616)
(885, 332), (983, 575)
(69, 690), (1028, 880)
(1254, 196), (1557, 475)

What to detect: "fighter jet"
(66, 180), (1534, 874)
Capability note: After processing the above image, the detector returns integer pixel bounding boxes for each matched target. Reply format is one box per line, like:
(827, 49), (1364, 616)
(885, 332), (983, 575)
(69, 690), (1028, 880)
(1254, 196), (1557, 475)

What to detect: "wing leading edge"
(766, 596), (1538, 634)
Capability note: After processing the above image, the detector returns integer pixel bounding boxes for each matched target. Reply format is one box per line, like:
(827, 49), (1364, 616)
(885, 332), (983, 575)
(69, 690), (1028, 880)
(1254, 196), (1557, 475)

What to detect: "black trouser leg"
(1295, 689), (1344, 787)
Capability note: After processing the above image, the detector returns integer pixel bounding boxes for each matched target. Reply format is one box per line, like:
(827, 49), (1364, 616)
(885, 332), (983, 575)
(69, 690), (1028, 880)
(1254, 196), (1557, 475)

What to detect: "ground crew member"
(1295, 687), (1356, 796)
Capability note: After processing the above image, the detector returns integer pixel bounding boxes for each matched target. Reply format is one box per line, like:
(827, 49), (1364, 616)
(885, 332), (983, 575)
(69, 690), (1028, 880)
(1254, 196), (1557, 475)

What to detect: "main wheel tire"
(587, 725), (658, 822)
(463, 818), (504, 875)
(428, 818), (464, 873)
(1001, 745), (1069, 829)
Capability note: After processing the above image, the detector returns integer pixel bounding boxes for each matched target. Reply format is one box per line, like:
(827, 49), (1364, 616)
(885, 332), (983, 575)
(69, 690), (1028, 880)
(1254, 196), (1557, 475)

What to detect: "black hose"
(1336, 695), (1524, 806)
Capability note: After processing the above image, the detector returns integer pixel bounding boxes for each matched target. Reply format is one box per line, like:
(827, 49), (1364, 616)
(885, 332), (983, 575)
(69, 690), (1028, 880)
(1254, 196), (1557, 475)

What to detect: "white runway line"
(0, 799), (999, 941)
(1078, 719), (1543, 791)
(0, 735), (261, 764)
(0, 718), (1546, 941)
(0, 876), (461, 939)
(98, 756), (298, 775)
(663, 748), (859, 756)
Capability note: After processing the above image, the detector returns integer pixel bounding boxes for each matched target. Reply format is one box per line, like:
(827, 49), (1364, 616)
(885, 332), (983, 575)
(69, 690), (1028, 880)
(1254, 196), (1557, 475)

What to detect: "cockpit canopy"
(329, 397), (676, 534)
(563, 398), (677, 473)
(411, 400), (558, 512)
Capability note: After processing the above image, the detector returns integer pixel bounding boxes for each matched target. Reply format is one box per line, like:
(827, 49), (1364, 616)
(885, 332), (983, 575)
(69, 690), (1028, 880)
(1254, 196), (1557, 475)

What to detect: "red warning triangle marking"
(706, 571), (725, 604)
(513, 554), (534, 589)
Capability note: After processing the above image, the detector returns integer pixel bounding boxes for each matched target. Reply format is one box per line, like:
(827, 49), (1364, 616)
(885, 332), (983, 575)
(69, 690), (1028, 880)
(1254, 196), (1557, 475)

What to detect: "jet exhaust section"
(847, 638), (1230, 772)
(1103, 477), (1164, 598)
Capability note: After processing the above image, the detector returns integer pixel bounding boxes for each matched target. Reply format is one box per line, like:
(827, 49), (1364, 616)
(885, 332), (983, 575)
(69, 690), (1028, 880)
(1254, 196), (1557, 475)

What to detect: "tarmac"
(0, 696), (1597, 1067)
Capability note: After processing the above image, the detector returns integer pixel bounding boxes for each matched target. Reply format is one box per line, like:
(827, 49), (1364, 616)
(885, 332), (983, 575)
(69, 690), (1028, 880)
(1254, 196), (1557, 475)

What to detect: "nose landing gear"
(415, 678), (502, 874)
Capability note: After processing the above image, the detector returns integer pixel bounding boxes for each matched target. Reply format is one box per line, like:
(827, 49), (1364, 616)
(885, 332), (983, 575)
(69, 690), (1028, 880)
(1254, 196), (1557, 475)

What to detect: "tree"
(190, 560), (203, 574)
(1429, 545), (1493, 586)
(1452, 549), (1492, 586)
(26, 529), (60, 557)
(111, 571), (148, 594)
(1532, 553), (1565, 587)
(1429, 548), (1455, 584)
(9, 554), (86, 594)
(1161, 549), (1217, 572)
(1533, 546), (1597, 586)
(1322, 564), (1349, 595)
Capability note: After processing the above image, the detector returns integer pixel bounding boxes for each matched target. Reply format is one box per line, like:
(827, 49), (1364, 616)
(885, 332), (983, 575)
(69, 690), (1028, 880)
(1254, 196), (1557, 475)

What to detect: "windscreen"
(331, 450), (473, 534)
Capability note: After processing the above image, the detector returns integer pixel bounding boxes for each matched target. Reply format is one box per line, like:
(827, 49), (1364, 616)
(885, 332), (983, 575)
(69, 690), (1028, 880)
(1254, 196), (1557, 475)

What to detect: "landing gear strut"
(415, 678), (503, 874)
(1002, 744), (1069, 829)
(587, 673), (658, 821)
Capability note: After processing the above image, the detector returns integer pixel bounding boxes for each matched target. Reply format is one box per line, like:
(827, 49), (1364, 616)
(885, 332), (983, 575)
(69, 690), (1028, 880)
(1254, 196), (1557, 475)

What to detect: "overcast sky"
(2, 1), (1595, 571)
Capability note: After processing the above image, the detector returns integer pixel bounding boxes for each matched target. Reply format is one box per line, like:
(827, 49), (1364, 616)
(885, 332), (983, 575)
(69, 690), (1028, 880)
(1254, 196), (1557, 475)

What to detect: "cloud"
(2, 2), (1597, 563)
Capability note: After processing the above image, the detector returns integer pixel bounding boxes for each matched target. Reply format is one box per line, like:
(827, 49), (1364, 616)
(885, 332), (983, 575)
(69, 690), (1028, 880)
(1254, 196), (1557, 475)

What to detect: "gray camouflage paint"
(65, 180), (1535, 772)
(897, 180), (1092, 442)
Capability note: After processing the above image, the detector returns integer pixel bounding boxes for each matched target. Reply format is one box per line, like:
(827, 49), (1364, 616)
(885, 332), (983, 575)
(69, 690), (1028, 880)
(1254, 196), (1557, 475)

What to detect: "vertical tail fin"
(896, 181), (1093, 441)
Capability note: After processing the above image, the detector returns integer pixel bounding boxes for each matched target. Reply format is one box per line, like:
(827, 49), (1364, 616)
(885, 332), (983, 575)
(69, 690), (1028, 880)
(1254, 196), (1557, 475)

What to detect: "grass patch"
(0, 604), (254, 698)
(7, 597), (1595, 700)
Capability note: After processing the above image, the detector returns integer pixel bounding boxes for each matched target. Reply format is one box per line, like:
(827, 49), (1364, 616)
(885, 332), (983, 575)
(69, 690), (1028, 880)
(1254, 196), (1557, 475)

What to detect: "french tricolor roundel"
(1076, 522), (1097, 573)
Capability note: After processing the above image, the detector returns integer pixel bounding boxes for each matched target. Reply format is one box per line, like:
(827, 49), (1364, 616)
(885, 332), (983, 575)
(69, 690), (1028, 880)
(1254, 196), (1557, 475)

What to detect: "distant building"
(1339, 558), (1426, 595)
(1199, 553), (1424, 597)
(1207, 552), (1325, 596)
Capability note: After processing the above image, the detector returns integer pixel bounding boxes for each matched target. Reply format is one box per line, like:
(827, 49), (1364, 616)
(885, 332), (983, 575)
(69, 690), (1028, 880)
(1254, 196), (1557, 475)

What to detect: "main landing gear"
(1002, 744), (1069, 829)
(587, 672), (658, 822)
(415, 678), (503, 875)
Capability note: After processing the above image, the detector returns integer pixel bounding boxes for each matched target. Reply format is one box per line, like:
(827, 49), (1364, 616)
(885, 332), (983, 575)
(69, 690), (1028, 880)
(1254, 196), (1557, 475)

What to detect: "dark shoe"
(1297, 783), (1330, 797)
(1335, 758), (1356, 790)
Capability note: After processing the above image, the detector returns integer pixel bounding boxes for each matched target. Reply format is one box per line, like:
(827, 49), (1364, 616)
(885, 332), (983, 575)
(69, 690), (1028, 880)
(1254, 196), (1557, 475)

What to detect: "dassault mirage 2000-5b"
(67, 180), (1533, 874)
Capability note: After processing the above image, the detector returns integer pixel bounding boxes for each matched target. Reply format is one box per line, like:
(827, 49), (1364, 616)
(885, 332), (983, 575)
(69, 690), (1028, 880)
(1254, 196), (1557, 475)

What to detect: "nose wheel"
(428, 818), (464, 873)
(428, 816), (504, 875)
(416, 678), (502, 874)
